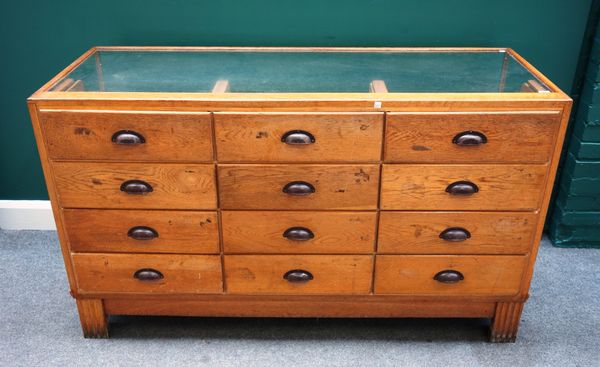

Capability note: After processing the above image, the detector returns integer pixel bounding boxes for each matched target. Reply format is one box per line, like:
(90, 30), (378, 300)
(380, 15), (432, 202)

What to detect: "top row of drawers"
(39, 110), (561, 163)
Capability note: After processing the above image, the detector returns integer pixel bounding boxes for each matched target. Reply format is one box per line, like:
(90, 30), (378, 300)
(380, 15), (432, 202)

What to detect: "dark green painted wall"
(0, 0), (592, 199)
(549, 13), (600, 248)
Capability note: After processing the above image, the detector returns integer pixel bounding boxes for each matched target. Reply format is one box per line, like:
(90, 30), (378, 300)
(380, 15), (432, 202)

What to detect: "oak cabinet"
(28, 47), (572, 343)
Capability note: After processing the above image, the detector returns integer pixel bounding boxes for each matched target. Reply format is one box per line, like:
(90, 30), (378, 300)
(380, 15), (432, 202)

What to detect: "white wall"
(0, 200), (56, 230)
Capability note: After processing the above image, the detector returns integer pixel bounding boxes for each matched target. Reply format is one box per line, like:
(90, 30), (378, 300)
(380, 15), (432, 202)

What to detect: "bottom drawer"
(374, 255), (527, 296)
(73, 254), (222, 294)
(224, 255), (373, 295)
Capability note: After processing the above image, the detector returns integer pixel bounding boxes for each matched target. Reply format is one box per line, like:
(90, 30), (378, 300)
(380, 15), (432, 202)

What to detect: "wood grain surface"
(63, 209), (219, 253)
(221, 211), (376, 253)
(224, 255), (373, 294)
(384, 111), (560, 163)
(218, 164), (380, 210)
(40, 110), (213, 161)
(375, 255), (527, 296)
(52, 162), (216, 209)
(378, 211), (537, 254)
(72, 253), (223, 294)
(104, 297), (496, 318)
(380, 164), (547, 210)
(214, 112), (383, 162)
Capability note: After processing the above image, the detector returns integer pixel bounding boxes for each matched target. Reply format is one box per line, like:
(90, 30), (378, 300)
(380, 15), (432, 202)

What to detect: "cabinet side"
(518, 99), (573, 297)
(27, 101), (78, 296)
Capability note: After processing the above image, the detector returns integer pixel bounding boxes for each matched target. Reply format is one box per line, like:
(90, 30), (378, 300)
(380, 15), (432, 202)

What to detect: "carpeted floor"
(0, 229), (598, 367)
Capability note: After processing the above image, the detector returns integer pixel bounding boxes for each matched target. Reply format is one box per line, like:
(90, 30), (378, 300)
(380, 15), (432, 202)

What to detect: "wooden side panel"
(63, 209), (219, 254)
(380, 164), (547, 210)
(218, 164), (380, 210)
(28, 102), (79, 295)
(378, 211), (537, 254)
(52, 162), (217, 209)
(221, 211), (376, 253)
(224, 255), (373, 294)
(214, 112), (383, 162)
(40, 110), (213, 161)
(385, 111), (561, 163)
(72, 253), (223, 294)
(375, 255), (527, 296)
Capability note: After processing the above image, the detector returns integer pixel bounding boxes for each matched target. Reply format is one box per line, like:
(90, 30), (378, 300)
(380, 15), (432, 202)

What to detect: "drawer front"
(72, 253), (222, 294)
(63, 209), (219, 254)
(214, 113), (383, 162)
(53, 162), (216, 209)
(222, 211), (376, 253)
(381, 164), (547, 211)
(218, 164), (380, 210)
(40, 110), (213, 161)
(224, 255), (373, 294)
(375, 255), (527, 296)
(378, 212), (537, 254)
(384, 111), (560, 163)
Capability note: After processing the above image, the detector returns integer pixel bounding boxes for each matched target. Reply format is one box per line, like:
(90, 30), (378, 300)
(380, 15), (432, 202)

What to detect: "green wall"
(0, 0), (592, 199)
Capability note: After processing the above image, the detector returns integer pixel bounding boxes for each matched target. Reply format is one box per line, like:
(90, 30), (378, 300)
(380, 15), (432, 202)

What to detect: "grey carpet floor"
(0, 229), (599, 367)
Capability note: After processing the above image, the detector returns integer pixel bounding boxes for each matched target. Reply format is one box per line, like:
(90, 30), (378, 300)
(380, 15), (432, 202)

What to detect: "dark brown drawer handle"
(433, 270), (464, 284)
(281, 130), (315, 145)
(133, 268), (164, 282)
(283, 227), (315, 241)
(112, 130), (145, 145)
(452, 131), (487, 146)
(120, 180), (153, 195)
(445, 181), (479, 196)
(283, 269), (314, 283)
(439, 227), (471, 242)
(282, 181), (315, 196)
(128, 226), (159, 240)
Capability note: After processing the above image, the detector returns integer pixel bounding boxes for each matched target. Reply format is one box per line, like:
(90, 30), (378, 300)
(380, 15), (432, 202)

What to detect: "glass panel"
(50, 50), (550, 93)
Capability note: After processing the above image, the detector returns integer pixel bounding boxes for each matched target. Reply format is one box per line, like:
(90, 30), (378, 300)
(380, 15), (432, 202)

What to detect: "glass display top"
(49, 49), (551, 94)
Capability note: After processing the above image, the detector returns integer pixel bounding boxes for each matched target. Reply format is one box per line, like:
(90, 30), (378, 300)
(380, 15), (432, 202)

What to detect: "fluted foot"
(489, 301), (524, 343)
(76, 299), (109, 338)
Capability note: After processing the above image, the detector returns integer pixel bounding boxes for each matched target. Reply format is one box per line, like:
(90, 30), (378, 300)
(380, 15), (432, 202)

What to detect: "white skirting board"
(0, 200), (56, 230)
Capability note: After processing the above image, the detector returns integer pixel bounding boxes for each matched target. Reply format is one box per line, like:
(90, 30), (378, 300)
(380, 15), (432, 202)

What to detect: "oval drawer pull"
(281, 130), (315, 145)
(439, 227), (471, 242)
(282, 181), (315, 196)
(283, 227), (315, 241)
(120, 180), (153, 195)
(133, 268), (164, 282)
(112, 130), (146, 145)
(445, 181), (479, 196)
(452, 131), (487, 146)
(128, 226), (159, 240)
(283, 269), (314, 283)
(433, 270), (464, 284)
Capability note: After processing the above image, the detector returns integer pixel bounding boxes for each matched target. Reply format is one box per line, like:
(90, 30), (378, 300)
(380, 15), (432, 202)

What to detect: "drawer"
(374, 255), (527, 296)
(380, 164), (547, 211)
(218, 164), (380, 210)
(63, 209), (219, 254)
(53, 162), (216, 209)
(224, 255), (373, 294)
(214, 112), (383, 162)
(72, 253), (222, 294)
(222, 211), (376, 253)
(378, 212), (537, 254)
(384, 111), (561, 163)
(39, 110), (213, 161)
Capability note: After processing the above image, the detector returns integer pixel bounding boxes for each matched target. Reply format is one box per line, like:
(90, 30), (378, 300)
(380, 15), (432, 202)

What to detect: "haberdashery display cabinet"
(28, 47), (572, 342)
